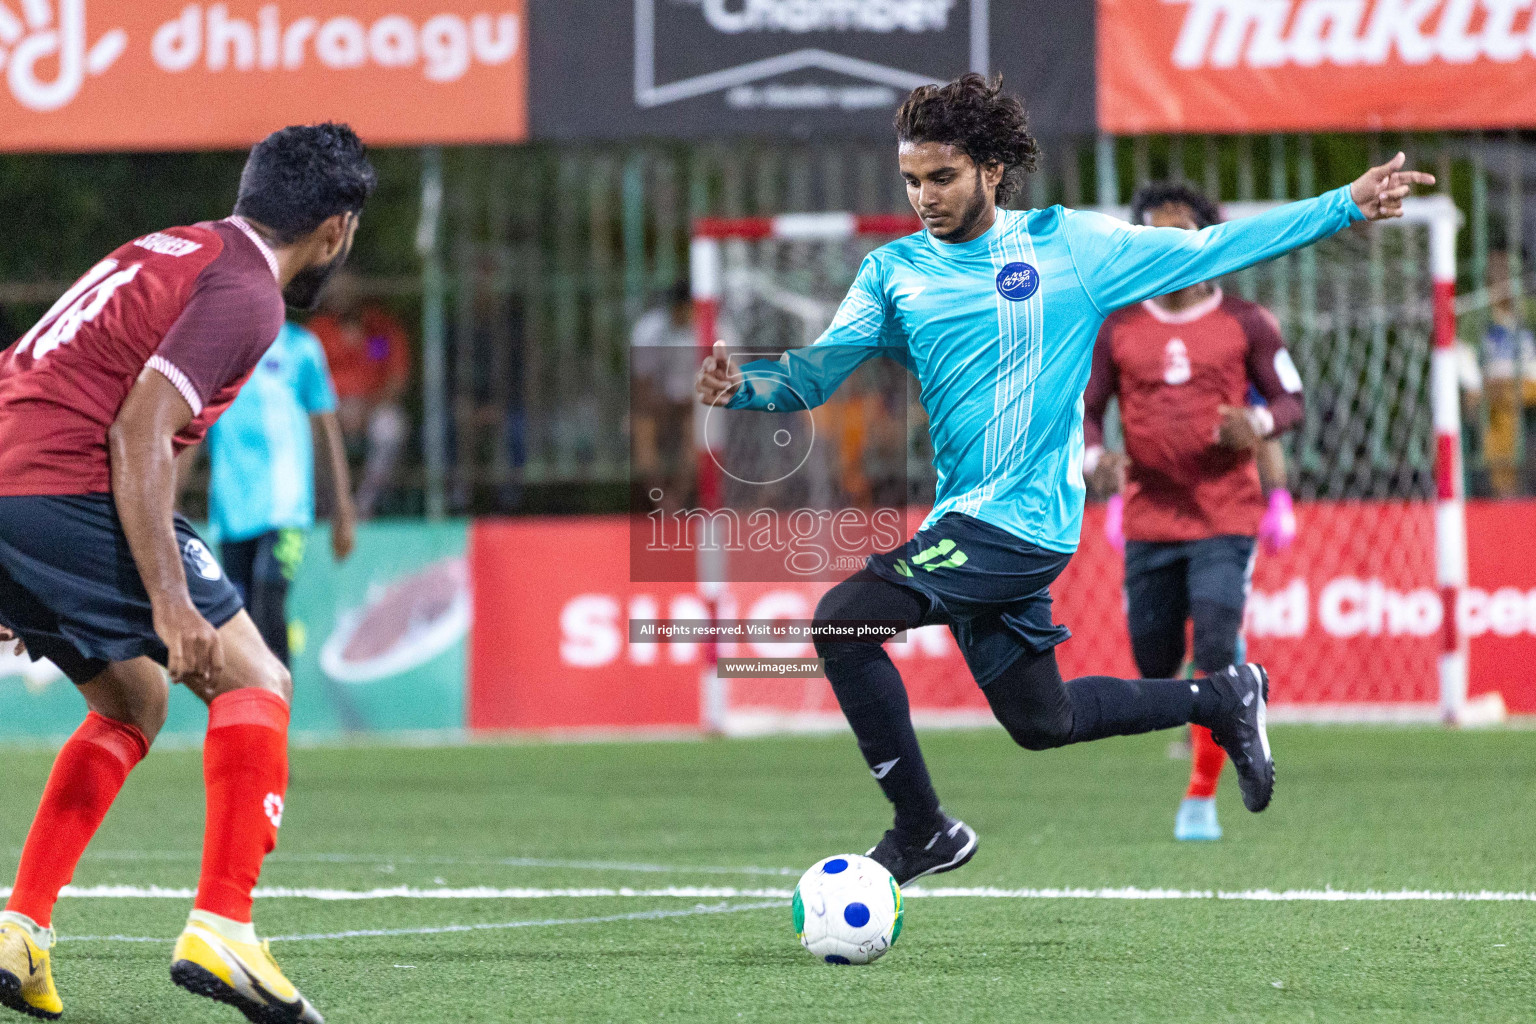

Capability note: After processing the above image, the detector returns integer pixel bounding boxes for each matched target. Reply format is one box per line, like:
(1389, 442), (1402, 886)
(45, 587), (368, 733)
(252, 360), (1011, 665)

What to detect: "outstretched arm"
(696, 254), (904, 413)
(1067, 154), (1435, 314)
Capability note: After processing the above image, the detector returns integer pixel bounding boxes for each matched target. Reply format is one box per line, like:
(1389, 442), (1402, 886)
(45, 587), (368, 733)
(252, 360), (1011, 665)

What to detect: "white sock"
(188, 910), (258, 945)
(0, 911), (55, 949)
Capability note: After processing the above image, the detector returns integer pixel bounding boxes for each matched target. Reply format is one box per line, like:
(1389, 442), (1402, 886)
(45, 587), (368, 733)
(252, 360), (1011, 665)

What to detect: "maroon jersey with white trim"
(0, 217), (283, 496)
(1085, 288), (1304, 542)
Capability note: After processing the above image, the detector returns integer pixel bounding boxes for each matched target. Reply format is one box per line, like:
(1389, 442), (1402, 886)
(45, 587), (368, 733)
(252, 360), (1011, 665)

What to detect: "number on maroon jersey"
(15, 259), (143, 363)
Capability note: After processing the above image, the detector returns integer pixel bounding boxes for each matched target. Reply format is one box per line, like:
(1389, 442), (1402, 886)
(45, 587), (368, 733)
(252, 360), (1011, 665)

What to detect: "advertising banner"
(529, 0), (1095, 140)
(287, 520), (469, 734)
(0, 521), (468, 741)
(471, 517), (704, 731)
(469, 504), (1536, 735)
(3, 504), (1529, 743)
(0, 0), (527, 153)
(1098, 0), (1536, 134)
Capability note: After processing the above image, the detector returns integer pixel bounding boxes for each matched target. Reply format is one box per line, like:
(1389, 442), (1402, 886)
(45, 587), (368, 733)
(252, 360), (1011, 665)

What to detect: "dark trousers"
(1123, 535), (1256, 679)
(221, 529), (305, 666)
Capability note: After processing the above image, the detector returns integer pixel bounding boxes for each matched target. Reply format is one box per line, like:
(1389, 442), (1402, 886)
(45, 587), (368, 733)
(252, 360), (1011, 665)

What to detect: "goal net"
(688, 200), (1466, 735)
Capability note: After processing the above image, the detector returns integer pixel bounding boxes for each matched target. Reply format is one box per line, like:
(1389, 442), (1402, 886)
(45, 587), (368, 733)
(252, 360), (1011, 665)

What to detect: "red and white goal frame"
(688, 198), (1469, 734)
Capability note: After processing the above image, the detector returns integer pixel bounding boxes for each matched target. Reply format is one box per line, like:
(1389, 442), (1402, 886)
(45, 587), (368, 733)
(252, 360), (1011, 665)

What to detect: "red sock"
(1186, 724), (1226, 799)
(195, 689), (290, 924)
(6, 713), (148, 927)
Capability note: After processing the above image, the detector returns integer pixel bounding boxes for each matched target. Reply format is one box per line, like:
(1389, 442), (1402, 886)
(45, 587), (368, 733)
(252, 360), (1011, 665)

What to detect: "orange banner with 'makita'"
(0, 0), (526, 152)
(1099, 0), (1536, 134)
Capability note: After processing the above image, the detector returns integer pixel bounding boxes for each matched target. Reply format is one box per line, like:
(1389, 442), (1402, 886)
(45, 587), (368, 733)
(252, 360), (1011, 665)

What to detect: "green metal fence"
(2, 132), (1532, 512)
(404, 132), (1533, 512)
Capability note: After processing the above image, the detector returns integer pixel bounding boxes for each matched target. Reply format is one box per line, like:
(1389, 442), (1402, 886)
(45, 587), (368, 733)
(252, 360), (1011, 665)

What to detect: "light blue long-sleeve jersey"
(727, 185), (1364, 553)
(207, 323), (339, 542)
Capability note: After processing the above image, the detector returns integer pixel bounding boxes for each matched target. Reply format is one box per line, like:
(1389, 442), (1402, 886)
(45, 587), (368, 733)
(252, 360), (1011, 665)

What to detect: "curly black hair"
(1129, 181), (1222, 230)
(895, 73), (1039, 207)
(234, 123), (377, 243)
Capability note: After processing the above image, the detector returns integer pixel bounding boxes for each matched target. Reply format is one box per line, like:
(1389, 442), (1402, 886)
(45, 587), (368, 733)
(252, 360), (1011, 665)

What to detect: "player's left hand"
(1103, 493), (1126, 555)
(1350, 153), (1436, 221)
(1216, 405), (1262, 450)
(0, 624), (24, 656)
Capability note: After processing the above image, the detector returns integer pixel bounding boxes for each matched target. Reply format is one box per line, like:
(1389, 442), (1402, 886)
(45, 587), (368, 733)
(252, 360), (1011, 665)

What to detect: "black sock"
(1066, 675), (1220, 741)
(987, 646), (1224, 749)
(814, 568), (943, 838)
(825, 641), (944, 838)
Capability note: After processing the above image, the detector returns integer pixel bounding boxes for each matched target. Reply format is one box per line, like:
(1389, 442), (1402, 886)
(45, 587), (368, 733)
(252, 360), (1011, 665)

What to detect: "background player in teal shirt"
(203, 322), (356, 665)
(697, 75), (1434, 885)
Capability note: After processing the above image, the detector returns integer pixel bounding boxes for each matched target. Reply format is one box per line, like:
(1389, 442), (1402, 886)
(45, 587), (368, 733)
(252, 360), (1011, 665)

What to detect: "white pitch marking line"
(17, 885), (1536, 902)
(59, 900), (786, 944)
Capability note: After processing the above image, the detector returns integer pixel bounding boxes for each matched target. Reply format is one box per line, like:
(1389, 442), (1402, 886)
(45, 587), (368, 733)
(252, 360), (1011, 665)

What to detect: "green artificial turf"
(1, 726), (1532, 1023)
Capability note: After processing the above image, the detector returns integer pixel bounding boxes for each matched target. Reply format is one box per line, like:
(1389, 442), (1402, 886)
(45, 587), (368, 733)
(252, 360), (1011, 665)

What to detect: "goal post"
(687, 197), (1469, 735)
(690, 213), (924, 735)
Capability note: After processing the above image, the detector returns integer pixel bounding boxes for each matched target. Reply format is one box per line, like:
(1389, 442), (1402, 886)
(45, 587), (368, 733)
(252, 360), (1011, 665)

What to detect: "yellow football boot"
(0, 918), (61, 1020)
(170, 913), (322, 1023)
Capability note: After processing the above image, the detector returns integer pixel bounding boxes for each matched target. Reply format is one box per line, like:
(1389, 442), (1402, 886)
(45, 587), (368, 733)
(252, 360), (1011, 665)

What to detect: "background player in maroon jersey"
(1084, 181), (1305, 843)
(0, 124), (374, 1023)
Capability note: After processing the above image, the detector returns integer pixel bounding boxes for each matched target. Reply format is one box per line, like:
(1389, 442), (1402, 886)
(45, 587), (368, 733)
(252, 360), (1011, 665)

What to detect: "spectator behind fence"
(307, 272), (411, 517)
(1479, 250), (1536, 497)
(630, 281), (697, 508)
(448, 264), (527, 513)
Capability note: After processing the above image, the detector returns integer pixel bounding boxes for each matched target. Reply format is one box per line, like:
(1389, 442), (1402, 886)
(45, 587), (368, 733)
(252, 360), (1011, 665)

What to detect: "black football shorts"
(865, 512), (1073, 687)
(0, 493), (243, 684)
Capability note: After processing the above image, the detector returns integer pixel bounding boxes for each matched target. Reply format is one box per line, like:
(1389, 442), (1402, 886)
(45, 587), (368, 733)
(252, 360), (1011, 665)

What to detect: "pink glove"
(1259, 488), (1297, 554)
(1104, 493), (1125, 554)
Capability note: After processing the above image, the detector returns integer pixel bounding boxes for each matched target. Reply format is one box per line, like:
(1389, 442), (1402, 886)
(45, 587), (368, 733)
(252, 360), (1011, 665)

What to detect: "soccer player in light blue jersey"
(203, 322), (356, 666)
(697, 75), (1434, 884)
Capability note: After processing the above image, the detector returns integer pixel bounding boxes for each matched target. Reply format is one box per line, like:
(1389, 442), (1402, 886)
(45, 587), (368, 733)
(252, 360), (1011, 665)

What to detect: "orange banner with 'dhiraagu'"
(0, 0), (526, 152)
(1099, 0), (1536, 134)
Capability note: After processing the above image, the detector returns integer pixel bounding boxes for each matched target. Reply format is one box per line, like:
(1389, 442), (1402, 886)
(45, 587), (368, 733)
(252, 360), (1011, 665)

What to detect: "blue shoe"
(1175, 797), (1222, 841)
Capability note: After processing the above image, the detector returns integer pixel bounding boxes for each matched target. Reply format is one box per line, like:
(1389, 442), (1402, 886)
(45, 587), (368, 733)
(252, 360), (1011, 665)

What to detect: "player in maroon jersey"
(1084, 181), (1304, 843)
(0, 124), (374, 1023)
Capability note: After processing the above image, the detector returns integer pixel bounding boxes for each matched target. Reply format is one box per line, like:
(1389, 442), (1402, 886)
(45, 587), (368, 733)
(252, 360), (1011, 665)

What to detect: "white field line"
(59, 900), (786, 945)
(16, 884), (1536, 902)
(5, 850), (800, 877)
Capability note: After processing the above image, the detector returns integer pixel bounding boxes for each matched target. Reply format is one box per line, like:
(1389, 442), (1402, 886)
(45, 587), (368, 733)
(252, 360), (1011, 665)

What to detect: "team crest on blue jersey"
(996, 262), (1040, 302)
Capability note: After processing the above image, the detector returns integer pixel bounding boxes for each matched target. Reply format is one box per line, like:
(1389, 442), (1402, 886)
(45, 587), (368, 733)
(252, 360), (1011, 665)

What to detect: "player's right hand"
(154, 600), (224, 687)
(696, 341), (742, 406)
(1088, 450), (1127, 496)
(0, 624), (24, 656)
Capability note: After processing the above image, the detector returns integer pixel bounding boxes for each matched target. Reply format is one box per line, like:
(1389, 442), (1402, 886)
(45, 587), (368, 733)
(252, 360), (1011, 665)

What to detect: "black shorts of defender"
(863, 512), (1072, 685)
(1123, 534), (1256, 679)
(0, 494), (244, 684)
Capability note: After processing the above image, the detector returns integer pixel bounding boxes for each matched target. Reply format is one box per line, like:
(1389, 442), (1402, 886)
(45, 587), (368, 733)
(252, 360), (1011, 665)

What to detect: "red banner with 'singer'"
(468, 503), (1536, 734)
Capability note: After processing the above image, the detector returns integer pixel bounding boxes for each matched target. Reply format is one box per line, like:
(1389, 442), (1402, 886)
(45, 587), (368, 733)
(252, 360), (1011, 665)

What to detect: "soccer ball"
(792, 854), (903, 965)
